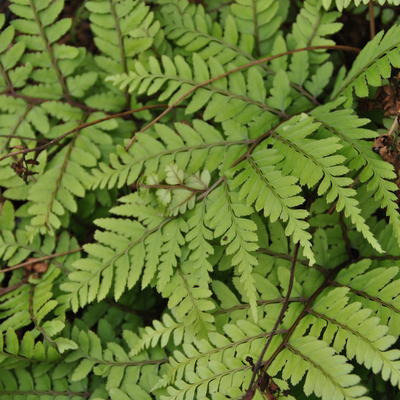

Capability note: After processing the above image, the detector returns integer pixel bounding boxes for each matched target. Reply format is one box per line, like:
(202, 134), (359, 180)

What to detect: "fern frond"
(230, 0), (289, 56)
(91, 119), (246, 190)
(312, 101), (400, 248)
(26, 114), (110, 234)
(159, 0), (253, 66)
(231, 145), (313, 263)
(61, 203), (188, 310)
(271, 336), (369, 400)
(272, 114), (382, 253)
(107, 54), (281, 121)
(0, 15), (31, 92)
(206, 184), (259, 319)
(86, 0), (160, 74)
(130, 312), (184, 357)
(67, 325), (165, 396)
(308, 287), (400, 387)
(323, 0), (400, 11)
(335, 259), (400, 337)
(332, 25), (400, 99)
(85, 0), (163, 111)
(289, 0), (342, 66)
(10, 0), (84, 100)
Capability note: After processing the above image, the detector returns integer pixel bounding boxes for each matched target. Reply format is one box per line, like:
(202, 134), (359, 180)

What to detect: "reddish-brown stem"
(244, 243), (300, 397)
(0, 104), (169, 163)
(215, 296), (307, 315)
(369, 0), (376, 39)
(0, 279), (27, 297)
(0, 247), (82, 274)
(133, 183), (205, 193)
(125, 44), (360, 151)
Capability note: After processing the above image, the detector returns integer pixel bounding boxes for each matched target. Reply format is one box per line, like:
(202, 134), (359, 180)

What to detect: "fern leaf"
(206, 184), (259, 320)
(27, 115), (106, 234)
(323, 0), (400, 11)
(91, 120), (245, 190)
(310, 287), (400, 387)
(231, 145), (313, 263)
(230, 0), (289, 56)
(312, 102), (400, 249)
(160, 0), (253, 66)
(272, 114), (382, 253)
(335, 259), (400, 337)
(332, 25), (400, 99)
(289, 0), (342, 66)
(107, 54), (281, 121)
(271, 336), (370, 400)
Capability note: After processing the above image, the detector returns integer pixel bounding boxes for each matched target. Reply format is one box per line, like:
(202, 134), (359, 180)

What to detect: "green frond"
(323, 0), (400, 11)
(159, 0), (253, 66)
(335, 259), (400, 337)
(289, 0), (342, 66)
(312, 102), (400, 248)
(9, 0), (84, 100)
(85, 0), (163, 111)
(332, 25), (400, 99)
(1, 2), (400, 400)
(107, 54), (280, 121)
(309, 287), (400, 387)
(26, 113), (112, 234)
(206, 184), (259, 319)
(163, 319), (266, 398)
(271, 336), (370, 400)
(61, 203), (188, 310)
(66, 324), (165, 397)
(130, 312), (184, 357)
(272, 114), (382, 253)
(91, 119), (245, 190)
(230, 0), (289, 56)
(0, 360), (88, 399)
(86, 0), (161, 74)
(231, 145), (313, 263)
(0, 16), (31, 91)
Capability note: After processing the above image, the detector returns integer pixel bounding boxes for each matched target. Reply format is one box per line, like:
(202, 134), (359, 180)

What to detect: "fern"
(2, 1), (400, 400)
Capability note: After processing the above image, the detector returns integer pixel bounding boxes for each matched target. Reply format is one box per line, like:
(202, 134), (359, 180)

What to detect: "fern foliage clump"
(2, 0), (400, 399)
